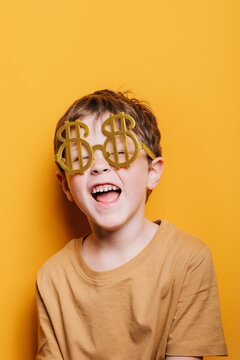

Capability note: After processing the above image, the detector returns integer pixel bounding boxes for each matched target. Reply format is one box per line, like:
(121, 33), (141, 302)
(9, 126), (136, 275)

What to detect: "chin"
(92, 214), (129, 232)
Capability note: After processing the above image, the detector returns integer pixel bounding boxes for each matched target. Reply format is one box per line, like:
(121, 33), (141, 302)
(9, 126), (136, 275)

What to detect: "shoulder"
(159, 221), (218, 296)
(160, 219), (211, 265)
(36, 239), (76, 288)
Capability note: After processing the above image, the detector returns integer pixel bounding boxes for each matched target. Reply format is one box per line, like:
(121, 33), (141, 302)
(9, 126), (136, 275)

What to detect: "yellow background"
(0, 0), (239, 359)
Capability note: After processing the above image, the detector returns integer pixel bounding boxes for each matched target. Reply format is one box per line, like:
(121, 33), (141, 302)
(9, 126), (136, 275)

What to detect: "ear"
(56, 170), (74, 202)
(147, 157), (164, 190)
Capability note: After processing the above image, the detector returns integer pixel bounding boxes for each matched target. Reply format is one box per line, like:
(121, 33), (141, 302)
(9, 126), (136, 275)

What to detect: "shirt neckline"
(73, 219), (169, 281)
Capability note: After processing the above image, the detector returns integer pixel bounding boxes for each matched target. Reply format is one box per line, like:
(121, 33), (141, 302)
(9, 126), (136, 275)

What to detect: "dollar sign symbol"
(55, 120), (93, 175)
(102, 113), (140, 169)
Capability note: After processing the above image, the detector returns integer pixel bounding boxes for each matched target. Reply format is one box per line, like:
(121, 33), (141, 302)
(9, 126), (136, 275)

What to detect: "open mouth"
(91, 184), (122, 203)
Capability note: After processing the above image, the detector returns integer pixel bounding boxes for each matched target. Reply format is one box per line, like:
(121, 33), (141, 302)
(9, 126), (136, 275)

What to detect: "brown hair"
(54, 89), (162, 200)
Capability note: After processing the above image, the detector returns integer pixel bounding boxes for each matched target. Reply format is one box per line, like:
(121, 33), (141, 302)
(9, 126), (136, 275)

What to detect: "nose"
(90, 151), (111, 175)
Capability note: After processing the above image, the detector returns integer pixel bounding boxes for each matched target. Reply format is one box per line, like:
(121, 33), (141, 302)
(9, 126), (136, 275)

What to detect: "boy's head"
(54, 90), (163, 230)
(54, 90), (162, 164)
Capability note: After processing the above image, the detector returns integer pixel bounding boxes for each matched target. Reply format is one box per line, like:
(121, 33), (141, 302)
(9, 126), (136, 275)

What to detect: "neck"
(88, 208), (158, 257)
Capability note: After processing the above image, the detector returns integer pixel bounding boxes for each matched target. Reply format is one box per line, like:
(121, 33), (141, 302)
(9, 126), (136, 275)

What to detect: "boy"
(36, 90), (228, 360)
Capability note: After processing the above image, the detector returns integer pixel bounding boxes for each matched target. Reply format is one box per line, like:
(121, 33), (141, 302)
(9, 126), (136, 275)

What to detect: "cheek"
(68, 176), (86, 200)
(133, 157), (149, 177)
(122, 160), (149, 191)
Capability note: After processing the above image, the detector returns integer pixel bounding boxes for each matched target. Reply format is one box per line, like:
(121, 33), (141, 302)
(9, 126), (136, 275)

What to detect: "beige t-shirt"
(36, 219), (228, 360)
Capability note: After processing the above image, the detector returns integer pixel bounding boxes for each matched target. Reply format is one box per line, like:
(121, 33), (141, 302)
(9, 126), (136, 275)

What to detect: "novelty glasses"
(55, 112), (156, 175)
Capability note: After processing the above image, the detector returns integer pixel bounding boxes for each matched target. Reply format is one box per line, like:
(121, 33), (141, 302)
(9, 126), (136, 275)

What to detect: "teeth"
(91, 184), (119, 194)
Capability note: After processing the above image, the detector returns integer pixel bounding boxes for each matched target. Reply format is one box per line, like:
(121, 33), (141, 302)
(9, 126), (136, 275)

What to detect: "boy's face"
(57, 113), (163, 231)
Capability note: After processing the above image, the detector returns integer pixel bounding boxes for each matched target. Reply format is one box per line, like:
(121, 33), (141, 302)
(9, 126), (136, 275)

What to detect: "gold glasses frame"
(55, 112), (156, 175)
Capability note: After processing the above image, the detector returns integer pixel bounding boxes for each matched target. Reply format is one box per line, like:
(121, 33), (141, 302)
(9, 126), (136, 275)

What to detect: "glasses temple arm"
(140, 143), (156, 160)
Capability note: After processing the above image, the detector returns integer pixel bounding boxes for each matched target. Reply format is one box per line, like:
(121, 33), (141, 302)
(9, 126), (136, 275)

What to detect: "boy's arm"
(166, 357), (203, 360)
(36, 282), (63, 359)
(165, 245), (227, 358)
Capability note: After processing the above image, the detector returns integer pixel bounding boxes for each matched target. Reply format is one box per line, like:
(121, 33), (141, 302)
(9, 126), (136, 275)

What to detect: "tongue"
(95, 191), (120, 203)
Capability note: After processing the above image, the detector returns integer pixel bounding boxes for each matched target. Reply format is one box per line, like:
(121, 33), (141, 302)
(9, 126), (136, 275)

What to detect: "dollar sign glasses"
(55, 112), (156, 175)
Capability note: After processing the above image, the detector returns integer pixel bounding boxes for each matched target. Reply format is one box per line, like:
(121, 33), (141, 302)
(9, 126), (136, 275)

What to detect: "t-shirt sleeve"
(36, 282), (63, 360)
(166, 245), (228, 357)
